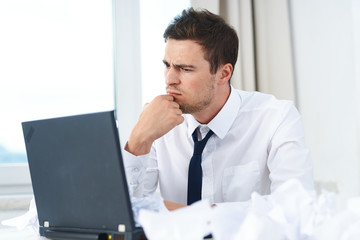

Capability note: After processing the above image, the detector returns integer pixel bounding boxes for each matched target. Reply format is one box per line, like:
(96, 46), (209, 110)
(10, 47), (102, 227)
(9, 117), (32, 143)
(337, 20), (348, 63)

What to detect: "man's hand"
(163, 200), (216, 210)
(163, 200), (186, 211)
(125, 95), (184, 156)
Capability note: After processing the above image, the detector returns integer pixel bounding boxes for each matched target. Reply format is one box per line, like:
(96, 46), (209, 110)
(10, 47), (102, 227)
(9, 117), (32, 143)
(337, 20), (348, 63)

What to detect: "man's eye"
(163, 61), (170, 68)
(182, 68), (192, 72)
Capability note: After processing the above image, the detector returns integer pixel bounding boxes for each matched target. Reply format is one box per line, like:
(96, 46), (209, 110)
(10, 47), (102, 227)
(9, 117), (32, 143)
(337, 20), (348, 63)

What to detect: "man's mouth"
(166, 90), (182, 97)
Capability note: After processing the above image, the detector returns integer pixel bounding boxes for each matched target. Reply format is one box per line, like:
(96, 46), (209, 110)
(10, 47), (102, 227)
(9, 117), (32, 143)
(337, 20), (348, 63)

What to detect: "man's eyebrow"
(174, 63), (195, 69)
(162, 60), (195, 69)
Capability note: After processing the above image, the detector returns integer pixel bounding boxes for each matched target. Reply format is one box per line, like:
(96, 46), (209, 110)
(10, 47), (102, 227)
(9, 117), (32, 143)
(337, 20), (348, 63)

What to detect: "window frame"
(0, 164), (32, 195)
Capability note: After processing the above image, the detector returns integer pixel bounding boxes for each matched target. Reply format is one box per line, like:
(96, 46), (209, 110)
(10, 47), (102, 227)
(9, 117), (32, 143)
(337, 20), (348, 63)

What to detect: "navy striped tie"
(187, 129), (214, 205)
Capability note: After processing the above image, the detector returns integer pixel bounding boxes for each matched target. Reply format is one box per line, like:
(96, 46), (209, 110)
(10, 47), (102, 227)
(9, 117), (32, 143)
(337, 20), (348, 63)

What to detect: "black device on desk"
(22, 111), (146, 240)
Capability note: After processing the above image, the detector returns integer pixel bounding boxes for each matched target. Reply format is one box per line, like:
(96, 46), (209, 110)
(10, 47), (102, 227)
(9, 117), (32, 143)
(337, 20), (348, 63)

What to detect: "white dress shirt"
(123, 86), (314, 205)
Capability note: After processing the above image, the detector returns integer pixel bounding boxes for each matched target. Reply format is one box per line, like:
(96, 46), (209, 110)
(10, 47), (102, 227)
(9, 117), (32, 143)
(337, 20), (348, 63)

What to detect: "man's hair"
(163, 8), (239, 76)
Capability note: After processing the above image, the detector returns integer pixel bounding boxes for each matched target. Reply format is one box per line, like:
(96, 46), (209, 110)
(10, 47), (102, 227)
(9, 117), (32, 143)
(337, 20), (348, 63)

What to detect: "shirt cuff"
(122, 145), (149, 197)
(122, 146), (148, 169)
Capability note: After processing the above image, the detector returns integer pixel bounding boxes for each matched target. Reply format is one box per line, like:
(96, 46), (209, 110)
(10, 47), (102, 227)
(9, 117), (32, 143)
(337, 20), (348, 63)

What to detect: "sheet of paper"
(138, 200), (212, 240)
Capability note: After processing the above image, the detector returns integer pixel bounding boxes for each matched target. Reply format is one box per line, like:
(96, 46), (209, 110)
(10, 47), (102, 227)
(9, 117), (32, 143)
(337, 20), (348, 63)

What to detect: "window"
(140, 0), (190, 104)
(0, 0), (114, 194)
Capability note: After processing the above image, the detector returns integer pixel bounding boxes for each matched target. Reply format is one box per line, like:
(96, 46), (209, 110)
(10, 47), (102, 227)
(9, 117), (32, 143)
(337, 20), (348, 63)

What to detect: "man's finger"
(164, 94), (175, 101)
(143, 102), (150, 110)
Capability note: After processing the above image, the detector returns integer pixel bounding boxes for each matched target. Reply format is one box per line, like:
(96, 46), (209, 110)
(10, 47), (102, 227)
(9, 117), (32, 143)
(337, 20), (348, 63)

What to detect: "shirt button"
(133, 168), (139, 172)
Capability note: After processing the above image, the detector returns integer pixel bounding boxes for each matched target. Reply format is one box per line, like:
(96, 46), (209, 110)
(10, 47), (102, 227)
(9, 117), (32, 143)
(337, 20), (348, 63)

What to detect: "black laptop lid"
(22, 111), (136, 233)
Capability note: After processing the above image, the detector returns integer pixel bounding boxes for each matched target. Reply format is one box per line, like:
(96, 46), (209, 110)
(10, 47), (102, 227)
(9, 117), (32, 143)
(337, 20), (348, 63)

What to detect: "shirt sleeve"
(122, 144), (159, 198)
(267, 102), (314, 192)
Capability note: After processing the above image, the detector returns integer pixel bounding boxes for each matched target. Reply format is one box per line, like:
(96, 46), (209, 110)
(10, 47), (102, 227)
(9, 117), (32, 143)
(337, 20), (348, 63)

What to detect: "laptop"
(22, 110), (146, 240)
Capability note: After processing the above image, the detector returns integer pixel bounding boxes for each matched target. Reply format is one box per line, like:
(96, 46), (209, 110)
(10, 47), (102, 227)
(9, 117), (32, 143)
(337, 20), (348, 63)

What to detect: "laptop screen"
(22, 111), (136, 235)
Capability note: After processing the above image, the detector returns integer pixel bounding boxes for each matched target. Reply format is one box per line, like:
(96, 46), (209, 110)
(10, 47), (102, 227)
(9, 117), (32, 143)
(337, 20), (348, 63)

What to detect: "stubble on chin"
(176, 93), (214, 114)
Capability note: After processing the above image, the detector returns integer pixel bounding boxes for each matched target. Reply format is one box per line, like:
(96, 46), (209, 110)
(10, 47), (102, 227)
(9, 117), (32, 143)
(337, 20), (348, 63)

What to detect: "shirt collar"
(185, 85), (241, 139)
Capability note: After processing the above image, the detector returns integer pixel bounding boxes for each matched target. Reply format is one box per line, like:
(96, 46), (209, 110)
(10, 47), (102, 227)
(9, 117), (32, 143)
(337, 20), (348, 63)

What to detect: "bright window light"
(140, 0), (190, 104)
(0, 0), (114, 163)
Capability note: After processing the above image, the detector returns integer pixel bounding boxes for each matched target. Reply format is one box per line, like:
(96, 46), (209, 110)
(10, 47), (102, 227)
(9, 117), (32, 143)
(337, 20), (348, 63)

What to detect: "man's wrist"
(125, 134), (153, 156)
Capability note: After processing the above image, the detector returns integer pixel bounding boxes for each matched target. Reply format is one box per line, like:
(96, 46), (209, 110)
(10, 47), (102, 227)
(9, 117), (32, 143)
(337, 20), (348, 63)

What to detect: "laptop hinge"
(44, 229), (109, 240)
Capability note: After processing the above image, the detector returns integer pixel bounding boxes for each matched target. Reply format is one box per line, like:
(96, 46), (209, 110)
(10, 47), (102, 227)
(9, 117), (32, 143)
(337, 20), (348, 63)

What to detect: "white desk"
(0, 227), (215, 240)
(0, 227), (45, 240)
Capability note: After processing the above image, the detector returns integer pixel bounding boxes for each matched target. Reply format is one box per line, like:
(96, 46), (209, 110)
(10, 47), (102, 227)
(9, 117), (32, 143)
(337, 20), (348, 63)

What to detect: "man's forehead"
(164, 39), (206, 63)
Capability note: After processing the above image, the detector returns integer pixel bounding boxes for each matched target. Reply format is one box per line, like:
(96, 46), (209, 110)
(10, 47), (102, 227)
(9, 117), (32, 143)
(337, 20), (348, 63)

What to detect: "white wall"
(290, 0), (360, 207)
(353, 1), (360, 161)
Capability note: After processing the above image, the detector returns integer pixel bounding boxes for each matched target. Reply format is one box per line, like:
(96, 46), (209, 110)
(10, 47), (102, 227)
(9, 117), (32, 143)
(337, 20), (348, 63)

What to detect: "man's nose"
(165, 67), (180, 85)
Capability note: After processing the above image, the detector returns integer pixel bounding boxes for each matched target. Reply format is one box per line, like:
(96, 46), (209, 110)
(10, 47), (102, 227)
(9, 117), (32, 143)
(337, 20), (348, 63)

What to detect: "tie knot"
(192, 127), (213, 142)
(191, 129), (214, 155)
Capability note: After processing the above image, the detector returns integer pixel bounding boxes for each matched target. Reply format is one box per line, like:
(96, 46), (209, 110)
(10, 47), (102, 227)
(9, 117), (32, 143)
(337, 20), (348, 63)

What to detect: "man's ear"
(217, 63), (233, 85)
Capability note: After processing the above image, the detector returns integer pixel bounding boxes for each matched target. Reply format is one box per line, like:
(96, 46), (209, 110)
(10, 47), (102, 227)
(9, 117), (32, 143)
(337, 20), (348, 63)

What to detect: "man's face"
(163, 39), (217, 114)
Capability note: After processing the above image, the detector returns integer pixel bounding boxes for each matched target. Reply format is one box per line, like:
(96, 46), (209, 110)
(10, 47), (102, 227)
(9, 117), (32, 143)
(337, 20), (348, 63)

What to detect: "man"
(123, 8), (313, 208)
